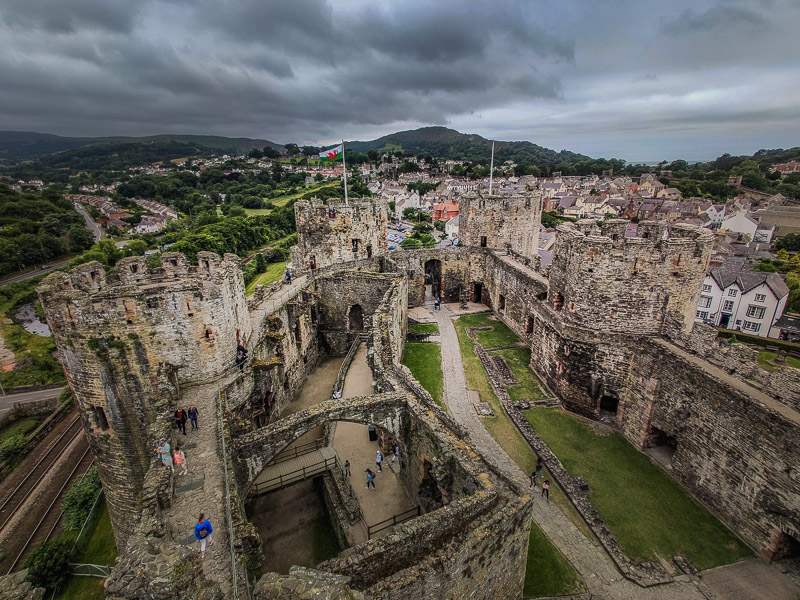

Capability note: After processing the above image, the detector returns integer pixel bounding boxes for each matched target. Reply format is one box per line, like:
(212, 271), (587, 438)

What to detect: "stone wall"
(292, 197), (388, 271)
(458, 191), (543, 259)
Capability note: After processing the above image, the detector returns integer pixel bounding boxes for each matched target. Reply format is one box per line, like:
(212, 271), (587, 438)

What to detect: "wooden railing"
(366, 506), (421, 539)
(250, 453), (338, 497)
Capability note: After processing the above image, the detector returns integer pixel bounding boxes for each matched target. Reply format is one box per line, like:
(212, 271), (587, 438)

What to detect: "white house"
(701, 204), (726, 228)
(720, 210), (759, 240)
(694, 269), (790, 338)
(445, 215), (459, 240)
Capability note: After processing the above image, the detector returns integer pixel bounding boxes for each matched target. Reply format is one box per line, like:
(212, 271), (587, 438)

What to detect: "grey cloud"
(662, 4), (768, 35)
(1, 0), (140, 33)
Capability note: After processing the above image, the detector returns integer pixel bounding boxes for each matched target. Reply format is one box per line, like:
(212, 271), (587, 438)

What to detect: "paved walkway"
(428, 299), (709, 600)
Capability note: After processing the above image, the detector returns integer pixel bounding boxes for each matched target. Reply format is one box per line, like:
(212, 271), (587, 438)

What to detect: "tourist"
(344, 460), (351, 477)
(175, 446), (188, 476)
(376, 449), (383, 472)
(435, 297), (441, 311)
(541, 479), (550, 502)
(175, 406), (188, 436)
(365, 468), (376, 489)
(285, 269), (292, 284)
(392, 444), (399, 463)
(331, 390), (342, 399)
(194, 513), (214, 559)
(157, 441), (173, 472)
(188, 404), (199, 430)
(535, 456), (544, 480)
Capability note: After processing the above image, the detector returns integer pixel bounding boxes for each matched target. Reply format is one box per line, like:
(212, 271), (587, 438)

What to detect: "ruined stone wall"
(37, 252), (250, 547)
(548, 220), (713, 335)
(291, 197), (388, 271)
(458, 191), (543, 259)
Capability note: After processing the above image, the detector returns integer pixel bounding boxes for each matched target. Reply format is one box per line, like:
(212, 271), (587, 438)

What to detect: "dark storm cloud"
(0, 0), (798, 161)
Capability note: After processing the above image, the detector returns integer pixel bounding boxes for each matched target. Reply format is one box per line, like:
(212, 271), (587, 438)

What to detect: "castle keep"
(37, 192), (800, 598)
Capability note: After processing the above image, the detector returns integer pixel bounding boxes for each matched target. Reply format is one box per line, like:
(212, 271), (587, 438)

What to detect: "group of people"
(530, 456), (550, 502)
(342, 444), (401, 491)
(155, 440), (188, 476)
(174, 404), (199, 435)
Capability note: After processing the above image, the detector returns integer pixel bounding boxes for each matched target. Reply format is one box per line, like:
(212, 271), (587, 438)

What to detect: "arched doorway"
(425, 259), (442, 300)
(348, 304), (364, 331)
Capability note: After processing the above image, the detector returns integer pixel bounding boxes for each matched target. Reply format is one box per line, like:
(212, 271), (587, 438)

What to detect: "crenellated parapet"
(291, 196), (388, 271)
(548, 220), (713, 334)
(458, 190), (543, 259)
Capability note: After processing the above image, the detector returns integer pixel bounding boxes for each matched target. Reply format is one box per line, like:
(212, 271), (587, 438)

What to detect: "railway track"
(5, 443), (93, 574)
(0, 415), (83, 533)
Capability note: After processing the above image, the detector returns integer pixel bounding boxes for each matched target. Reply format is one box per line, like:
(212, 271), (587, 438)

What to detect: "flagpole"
(341, 139), (349, 205)
(489, 140), (495, 195)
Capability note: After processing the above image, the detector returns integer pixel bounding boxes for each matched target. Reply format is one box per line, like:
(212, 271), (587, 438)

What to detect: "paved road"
(0, 260), (70, 286)
(73, 203), (104, 242)
(0, 386), (66, 415)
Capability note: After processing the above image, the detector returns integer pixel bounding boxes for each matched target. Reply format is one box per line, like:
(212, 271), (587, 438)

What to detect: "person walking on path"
(535, 456), (544, 479)
(175, 407), (188, 436)
(175, 446), (188, 476)
(541, 480), (550, 503)
(434, 297), (441, 311)
(344, 460), (351, 478)
(188, 404), (199, 430)
(194, 513), (214, 559)
(376, 450), (383, 472)
(392, 444), (399, 463)
(157, 441), (174, 472)
(365, 468), (376, 489)
(285, 269), (292, 284)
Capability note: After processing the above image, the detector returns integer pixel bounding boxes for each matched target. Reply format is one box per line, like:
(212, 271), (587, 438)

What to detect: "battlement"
(558, 220), (713, 254)
(292, 196), (388, 270)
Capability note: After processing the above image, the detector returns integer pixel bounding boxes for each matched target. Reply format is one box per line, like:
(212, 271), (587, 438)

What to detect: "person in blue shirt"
(194, 513), (214, 559)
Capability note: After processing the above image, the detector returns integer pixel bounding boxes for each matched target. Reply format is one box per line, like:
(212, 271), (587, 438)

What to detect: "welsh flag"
(319, 144), (343, 162)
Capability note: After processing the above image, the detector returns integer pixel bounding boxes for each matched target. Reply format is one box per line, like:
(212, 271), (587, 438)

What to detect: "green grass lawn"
(408, 322), (439, 335)
(0, 416), (42, 444)
(57, 504), (118, 600)
(524, 408), (752, 570)
(524, 522), (585, 597)
(488, 347), (547, 401)
(401, 343), (444, 406)
(757, 351), (800, 372)
(245, 262), (288, 296)
(456, 312), (521, 348)
(244, 182), (339, 216)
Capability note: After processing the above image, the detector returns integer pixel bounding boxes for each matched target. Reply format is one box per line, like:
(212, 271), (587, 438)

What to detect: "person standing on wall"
(175, 446), (188, 476)
(175, 406), (188, 436)
(392, 444), (400, 463)
(188, 404), (199, 431)
(541, 480), (550, 503)
(194, 513), (214, 559)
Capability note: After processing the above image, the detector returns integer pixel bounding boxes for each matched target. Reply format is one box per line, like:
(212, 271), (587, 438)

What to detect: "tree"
(776, 249), (790, 262)
(255, 252), (268, 273)
(24, 537), (73, 593)
(777, 233), (800, 252)
(124, 239), (148, 257)
(262, 146), (280, 159)
(228, 205), (247, 217)
(284, 143), (300, 157)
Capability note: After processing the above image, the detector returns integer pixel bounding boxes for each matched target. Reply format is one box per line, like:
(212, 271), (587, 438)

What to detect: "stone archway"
(348, 304), (364, 331)
(424, 259), (442, 299)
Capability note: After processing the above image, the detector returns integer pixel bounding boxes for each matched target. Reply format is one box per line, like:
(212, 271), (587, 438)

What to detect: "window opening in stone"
(479, 236), (487, 247)
(310, 307), (318, 325)
(90, 270), (99, 280)
(351, 239), (359, 253)
(498, 294), (506, 314)
(348, 304), (364, 331)
(599, 395), (619, 416)
(471, 282), (483, 303)
(295, 321), (302, 347)
(644, 425), (676, 467)
(767, 531), (800, 561)
(309, 255), (317, 270)
(525, 316), (533, 334)
(536, 291), (547, 301)
(146, 297), (160, 309)
(185, 299), (194, 317)
(130, 264), (139, 273)
(366, 244), (373, 258)
(94, 405), (109, 430)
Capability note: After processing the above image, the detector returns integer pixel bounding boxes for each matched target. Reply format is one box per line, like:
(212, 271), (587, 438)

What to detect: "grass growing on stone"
(245, 261), (288, 296)
(487, 347), (547, 401)
(453, 314), (594, 543)
(401, 343), (444, 406)
(524, 407), (752, 570)
(408, 322), (439, 335)
(0, 416), (42, 444)
(757, 351), (800, 372)
(524, 522), (585, 598)
(57, 504), (118, 600)
(457, 312), (520, 348)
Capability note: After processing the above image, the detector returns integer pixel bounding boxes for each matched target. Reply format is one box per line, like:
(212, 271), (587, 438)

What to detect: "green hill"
(0, 131), (282, 163)
(347, 126), (591, 167)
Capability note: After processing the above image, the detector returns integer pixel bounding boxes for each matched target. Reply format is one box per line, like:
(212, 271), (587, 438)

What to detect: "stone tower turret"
(291, 197), (388, 270)
(37, 252), (251, 547)
(547, 219), (713, 335)
(458, 190), (542, 259)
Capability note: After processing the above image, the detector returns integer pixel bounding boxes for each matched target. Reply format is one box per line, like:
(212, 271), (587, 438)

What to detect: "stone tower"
(291, 197), (388, 271)
(37, 252), (251, 547)
(458, 190), (543, 259)
(547, 219), (714, 335)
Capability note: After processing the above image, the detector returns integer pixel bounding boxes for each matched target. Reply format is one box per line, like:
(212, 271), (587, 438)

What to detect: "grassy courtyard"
(524, 408), (752, 570)
(401, 343), (444, 406)
(524, 522), (585, 597)
(407, 322), (439, 335)
(458, 312), (520, 348)
(487, 347), (548, 402)
(757, 351), (800, 372)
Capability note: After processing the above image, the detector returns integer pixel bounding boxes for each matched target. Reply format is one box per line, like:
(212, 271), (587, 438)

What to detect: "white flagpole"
(341, 139), (349, 205)
(488, 140), (495, 195)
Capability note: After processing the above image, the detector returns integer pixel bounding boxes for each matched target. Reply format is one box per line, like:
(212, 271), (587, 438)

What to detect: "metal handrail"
(251, 454), (337, 496)
(366, 506), (421, 539)
(69, 563), (112, 578)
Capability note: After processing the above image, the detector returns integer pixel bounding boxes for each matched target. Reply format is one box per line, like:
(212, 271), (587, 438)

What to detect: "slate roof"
(709, 268), (790, 299)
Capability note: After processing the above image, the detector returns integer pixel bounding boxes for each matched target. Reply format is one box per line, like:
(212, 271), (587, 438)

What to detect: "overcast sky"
(1, 0), (798, 162)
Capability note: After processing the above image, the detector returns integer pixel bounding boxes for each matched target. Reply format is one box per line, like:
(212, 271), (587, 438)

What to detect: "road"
(0, 260), (71, 286)
(73, 203), (105, 243)
(0, 386), (66, 416)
